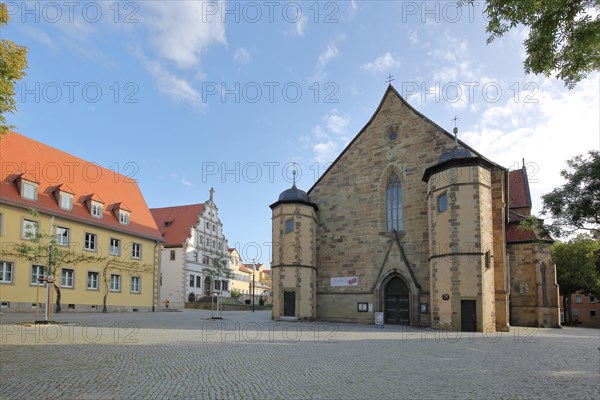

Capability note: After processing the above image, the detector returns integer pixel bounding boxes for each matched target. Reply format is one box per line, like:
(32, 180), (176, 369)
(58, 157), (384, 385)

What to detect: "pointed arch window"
(386, 173), (403, 232)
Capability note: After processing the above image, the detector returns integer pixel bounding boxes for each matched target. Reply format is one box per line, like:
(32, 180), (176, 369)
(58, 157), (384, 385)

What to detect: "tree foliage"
(553, 234), (600, 296)
(541, 150), (600, 237)
(463, 0), (600, 88)
(0, 2), (28, 135)
(552, 234), (600, 323)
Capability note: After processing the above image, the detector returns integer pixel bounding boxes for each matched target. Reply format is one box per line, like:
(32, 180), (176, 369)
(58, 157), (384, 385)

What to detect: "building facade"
(561, 293), (599, 328)
(270, 86), (561, 331)
(150, 190), (230, 308)
(0, 132), (163, 312)
(227, 249), (271, 303)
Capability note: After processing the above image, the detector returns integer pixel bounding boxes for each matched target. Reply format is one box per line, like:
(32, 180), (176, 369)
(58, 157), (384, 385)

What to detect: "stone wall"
(309, 88), (470, 325)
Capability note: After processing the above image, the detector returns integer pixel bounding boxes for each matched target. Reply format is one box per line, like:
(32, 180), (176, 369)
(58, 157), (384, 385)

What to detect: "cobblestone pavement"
(1, 310), (599, 399)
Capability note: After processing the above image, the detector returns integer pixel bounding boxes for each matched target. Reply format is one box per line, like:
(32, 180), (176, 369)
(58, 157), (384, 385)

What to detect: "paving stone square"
(1, 310), (599, 399)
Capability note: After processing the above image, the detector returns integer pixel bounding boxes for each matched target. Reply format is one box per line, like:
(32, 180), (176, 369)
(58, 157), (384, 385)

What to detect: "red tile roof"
(506, 221), (538, 242)
(508, 168), (531, 210)
(239, 265), (253, 274)
(0, 131), (162, 241)
(150, 204), (205, 247)
(243, 263), (263, 271)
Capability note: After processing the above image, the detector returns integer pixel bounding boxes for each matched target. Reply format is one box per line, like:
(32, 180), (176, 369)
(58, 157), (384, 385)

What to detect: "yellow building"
(0, 132), (163, 312)
(227, 248), (271, 303)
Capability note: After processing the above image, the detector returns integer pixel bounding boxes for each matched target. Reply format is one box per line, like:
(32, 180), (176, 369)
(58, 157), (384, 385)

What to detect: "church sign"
(330, 277), (358, 287)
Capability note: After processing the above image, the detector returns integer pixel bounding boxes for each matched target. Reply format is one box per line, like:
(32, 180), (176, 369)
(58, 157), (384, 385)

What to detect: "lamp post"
(252, 260), (256, 313)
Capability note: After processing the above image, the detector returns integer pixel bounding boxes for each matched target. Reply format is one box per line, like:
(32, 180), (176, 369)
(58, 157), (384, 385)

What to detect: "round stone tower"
(422, 143), (496, 332)
(269, 179), (318, 321)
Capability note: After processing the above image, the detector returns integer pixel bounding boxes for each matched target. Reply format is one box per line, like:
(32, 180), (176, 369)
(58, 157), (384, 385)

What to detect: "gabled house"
(0, 131), (163, 312)
(150, 190), (230, 308)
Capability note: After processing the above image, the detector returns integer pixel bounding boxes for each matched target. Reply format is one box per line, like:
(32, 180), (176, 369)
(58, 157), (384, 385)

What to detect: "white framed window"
(56, 226), (70, 246)
(572, 309), (580, 317)
(589, 296), (596, 303)
(131, 276), (140, 293)
(590, 310), (597, 318)
(170, 250), (176, 260)
(189, 275), (195, 288)
(61, 268), (74, 288)
(132, 243), (141, 259)
(84, 232), (97, 251)
(0, 261), (13, 283)
(196, 276), (201, 288)
(21, 181), (37, 201)
(119, 210), (129, 225)
(193, 251), (198, 262)
(110, 274), (121, 291)
(22, 219), (38, 239)
(87, 272), (99, 290)
(31, 265), (46, 285)
(91, 202), (103, 218)
(575, 295), (583, 304)
(59, 192), (73, 210)
(109, 238), (121, 256)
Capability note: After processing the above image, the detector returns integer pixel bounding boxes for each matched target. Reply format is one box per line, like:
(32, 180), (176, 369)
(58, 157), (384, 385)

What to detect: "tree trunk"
(54, 284), (62, 313)
(103, 293), (108, 313)
(563, 292), (571, 325)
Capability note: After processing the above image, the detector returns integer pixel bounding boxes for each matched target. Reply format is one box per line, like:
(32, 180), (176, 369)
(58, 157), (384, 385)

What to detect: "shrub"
(244, 299), (251, 305)
(259, 298), (265, 306)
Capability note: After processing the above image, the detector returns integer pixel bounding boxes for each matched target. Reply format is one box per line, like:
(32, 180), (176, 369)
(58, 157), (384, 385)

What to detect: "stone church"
(270, 85), (560, 332)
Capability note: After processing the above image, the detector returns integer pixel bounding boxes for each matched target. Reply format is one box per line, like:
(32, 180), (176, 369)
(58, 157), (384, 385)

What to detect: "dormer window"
(119, 210), (130, 225)
(91, 202), (103, 218)
(59, 192), (73, 211)
(113, 203), (131, 225)
(21, 181), (38, 201)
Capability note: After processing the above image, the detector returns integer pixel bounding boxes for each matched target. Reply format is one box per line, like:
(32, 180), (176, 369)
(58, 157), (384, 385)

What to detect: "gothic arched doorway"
(385, 277), (410, 325)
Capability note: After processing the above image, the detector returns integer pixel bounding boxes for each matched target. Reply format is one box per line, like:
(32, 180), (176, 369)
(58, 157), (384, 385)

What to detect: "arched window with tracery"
(386, 173), (403, 232)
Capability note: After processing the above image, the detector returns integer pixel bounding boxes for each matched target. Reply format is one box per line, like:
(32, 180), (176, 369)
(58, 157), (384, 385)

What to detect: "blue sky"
(5, 1), (599, 265)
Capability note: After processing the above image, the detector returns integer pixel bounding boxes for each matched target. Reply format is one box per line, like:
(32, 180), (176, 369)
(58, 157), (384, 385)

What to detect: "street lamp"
(252, 259), (256, 313)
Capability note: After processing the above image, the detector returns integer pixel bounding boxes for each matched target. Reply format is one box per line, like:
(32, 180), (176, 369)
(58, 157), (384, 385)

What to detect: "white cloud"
(170, 173), (193, 188)
(142, 1), (227, 69)
(461, 74), (600, 215)
(317, 44), (340, 70)
(144, 59), (202, 107)
(311, 42), (341, 81)
(313, 141), (338, 163)
(361, 52), (401, 74)
(234, 48), (251, 64)
(305, 110), (351, 163)
(295, 16), (308, 37)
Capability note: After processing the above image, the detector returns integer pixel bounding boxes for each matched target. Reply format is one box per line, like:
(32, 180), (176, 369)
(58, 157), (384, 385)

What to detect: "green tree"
(0, 2), (28, 135)
(552, 234), (600, 324)
(540, 150), (599, 237)
(462, 0), (600, 88)
(204, 256), (232, 317)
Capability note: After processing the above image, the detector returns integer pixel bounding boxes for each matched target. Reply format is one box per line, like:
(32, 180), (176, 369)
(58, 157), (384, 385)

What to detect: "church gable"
(309, 86), (467, 296)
